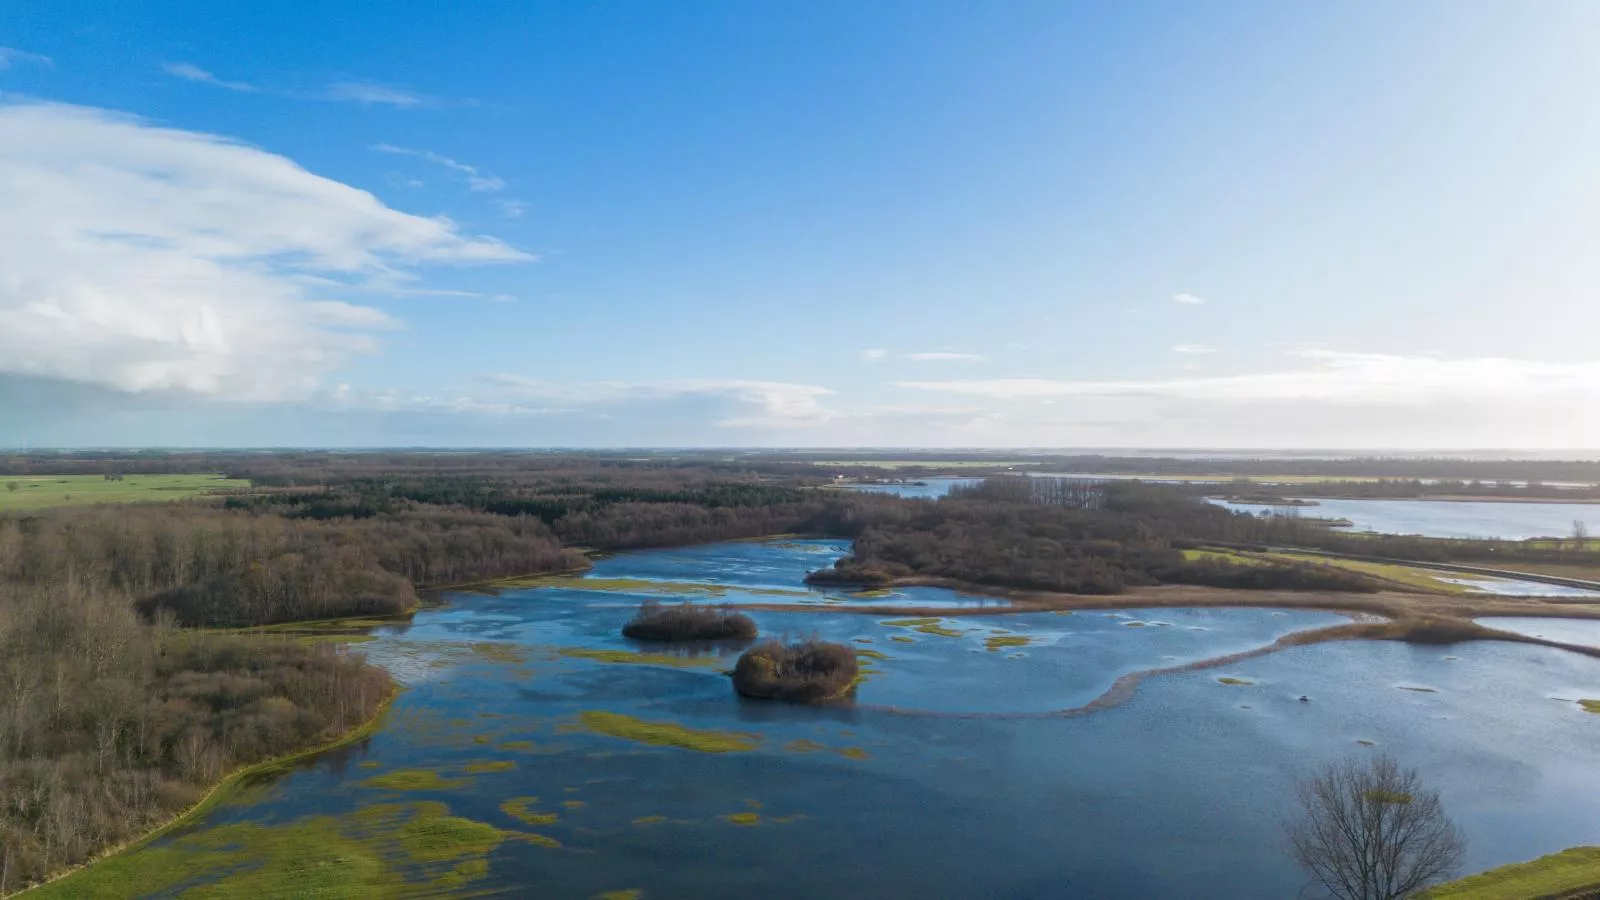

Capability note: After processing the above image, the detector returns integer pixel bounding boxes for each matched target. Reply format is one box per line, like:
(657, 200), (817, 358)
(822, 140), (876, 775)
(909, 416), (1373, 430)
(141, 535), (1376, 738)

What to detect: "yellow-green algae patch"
(1578, 699), (1600, 713)
(836, 747), (870, 760)
(632, 815), (667, 825)
(855, 648), (892, 660)
(563, 799), (586, 810)
(363, 768), (471, 792)
(578, 710), (759, 753)
(469, 642), (529, 664)
(558, 647), (724, 668)
(500, 740), (536, 750)
(462, 759), (517, 774)
(33, 800), (510, 899)
(593, 891), (644, 900)
(1425, 846), (1600, 899)
(500, 797), (559, 827)
(914, 621), (965, 638)
(984, 635), (1031, 652)
(785, 738), (827, 753)
(889, 635), (916, 643)
(722, 812), (762, 825)
(881, 617), (939, 627)
(1217, 677), (1255, 686)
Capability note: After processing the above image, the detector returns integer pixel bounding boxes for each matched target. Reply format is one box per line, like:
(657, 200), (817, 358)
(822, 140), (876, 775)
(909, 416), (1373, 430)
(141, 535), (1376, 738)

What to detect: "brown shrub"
(620, 600), (757, 642)
(732, 638), (859, 703)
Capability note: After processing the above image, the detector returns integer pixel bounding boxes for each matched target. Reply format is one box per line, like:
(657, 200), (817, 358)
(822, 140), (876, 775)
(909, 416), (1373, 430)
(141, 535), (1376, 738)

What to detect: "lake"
(54, 540), (1600, 899)
(1211, 496), (1600, 540)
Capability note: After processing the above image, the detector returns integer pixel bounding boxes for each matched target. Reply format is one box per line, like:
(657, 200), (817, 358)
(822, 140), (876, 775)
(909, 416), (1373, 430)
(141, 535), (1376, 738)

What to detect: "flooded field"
(45, 540), (1600, 899)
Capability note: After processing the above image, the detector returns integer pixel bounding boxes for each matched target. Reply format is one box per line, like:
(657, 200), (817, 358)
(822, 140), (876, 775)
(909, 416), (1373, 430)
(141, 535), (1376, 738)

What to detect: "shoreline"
(740, 579), (1600, 624)
(852, 619), (1600, 720)
(14, 685), (402, 898)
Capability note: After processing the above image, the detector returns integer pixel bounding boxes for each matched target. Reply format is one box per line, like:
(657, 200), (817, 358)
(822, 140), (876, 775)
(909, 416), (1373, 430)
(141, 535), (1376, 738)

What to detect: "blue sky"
(2, 1), (1599, 448)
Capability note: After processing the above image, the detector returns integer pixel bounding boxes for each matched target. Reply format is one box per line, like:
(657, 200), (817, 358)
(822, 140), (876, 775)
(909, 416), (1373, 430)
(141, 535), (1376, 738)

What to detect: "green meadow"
(0, 474), (250, 511)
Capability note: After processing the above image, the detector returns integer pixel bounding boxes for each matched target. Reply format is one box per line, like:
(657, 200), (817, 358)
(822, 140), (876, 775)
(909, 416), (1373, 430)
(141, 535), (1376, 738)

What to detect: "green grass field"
(1425, 846), (1600, 899)
(0, 474), (250, 512)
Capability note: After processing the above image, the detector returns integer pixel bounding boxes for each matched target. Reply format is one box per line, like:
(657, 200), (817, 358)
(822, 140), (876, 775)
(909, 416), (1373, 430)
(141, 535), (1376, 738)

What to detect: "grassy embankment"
(1425, 846), (1600, 899)
(0, 474), (250, 511)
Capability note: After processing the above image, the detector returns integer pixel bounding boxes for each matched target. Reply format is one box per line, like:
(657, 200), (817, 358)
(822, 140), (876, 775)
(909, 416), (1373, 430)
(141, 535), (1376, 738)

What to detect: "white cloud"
(486, 376), (840, 428)
(1171, 344), (1217, 354)
(0, 47), (54, 70)
(0, 100), (530, 401)
(162, 62), (258, 93)
(892, 350), (1600, 446)
(160, 64), (462, 108)
(326, 82), (442, 108)
(372, 143), (504, 191)
(860, 348), (889, 362)
(493, 198), (528, 218)
(1172, 292), (1207, 305)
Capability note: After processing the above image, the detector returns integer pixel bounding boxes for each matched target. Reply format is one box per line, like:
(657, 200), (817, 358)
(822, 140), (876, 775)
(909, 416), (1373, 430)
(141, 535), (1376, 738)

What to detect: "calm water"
(1213, 496), (1600, 540)
(103, 540), (1600, 898)
(836, 477), (976, 498)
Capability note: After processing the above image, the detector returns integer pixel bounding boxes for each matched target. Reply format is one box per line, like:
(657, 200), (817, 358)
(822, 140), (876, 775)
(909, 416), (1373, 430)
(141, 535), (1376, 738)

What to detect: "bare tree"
(1574, 520), (1590, 550)
(1287, 754), (1466, 899)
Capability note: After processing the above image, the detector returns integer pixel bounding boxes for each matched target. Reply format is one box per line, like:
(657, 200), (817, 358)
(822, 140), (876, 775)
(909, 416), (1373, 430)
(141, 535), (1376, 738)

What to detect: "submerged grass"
(984, 635), (1031, 652)
(1425, 846), (1600, 899)
(363, 768), (471, 792)
(499, 797), (559, 827)
(31, 800), (510, 898)
(557, 647), (724, 668)
(1216, 677), (1255, 686)
(462, 760), (517, 774)
(578, 710), (759, 753)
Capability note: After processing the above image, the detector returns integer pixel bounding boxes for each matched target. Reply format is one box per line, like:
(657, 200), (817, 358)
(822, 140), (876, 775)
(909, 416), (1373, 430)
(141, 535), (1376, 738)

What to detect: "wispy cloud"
(0, 47), (54, 70)
(485, 376), (840, 428)
(371, 143), (504, 191)
(1172, 292), (1207, 305)
(863, 349), (984, 363)
(0, 100), (531, 402)
(1171, 344), (1217, 354)
(326, 81), (441, 109)
(897, 350), (1600, 404)
(493, 198), (527, 218)
(160, 63), (466, 108)
(162, 62), (259, 93)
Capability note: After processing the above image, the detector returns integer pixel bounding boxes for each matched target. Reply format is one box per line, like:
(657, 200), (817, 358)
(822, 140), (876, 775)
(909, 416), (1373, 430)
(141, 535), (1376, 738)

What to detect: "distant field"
(0, 474), (250, 511)
(810, 460), (1034, 469)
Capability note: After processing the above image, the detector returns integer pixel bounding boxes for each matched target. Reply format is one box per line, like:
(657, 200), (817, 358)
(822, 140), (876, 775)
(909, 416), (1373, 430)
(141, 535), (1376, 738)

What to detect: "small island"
(621, 600), (757, 642)
(732, 638), (860, 703)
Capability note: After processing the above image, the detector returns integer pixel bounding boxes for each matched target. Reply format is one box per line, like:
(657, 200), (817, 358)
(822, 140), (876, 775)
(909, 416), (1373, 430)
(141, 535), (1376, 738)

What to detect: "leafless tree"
(1287, 754), (1466, 900)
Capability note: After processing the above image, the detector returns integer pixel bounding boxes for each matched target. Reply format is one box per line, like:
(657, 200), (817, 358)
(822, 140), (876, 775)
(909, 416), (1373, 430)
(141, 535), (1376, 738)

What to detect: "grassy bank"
(1425, 846), (1600, 899)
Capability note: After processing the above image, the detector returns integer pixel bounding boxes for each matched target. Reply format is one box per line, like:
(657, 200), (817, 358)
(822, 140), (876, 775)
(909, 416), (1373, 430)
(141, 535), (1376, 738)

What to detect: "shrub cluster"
(732, 638), (859, 703)
(620, 600), (757, 642)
